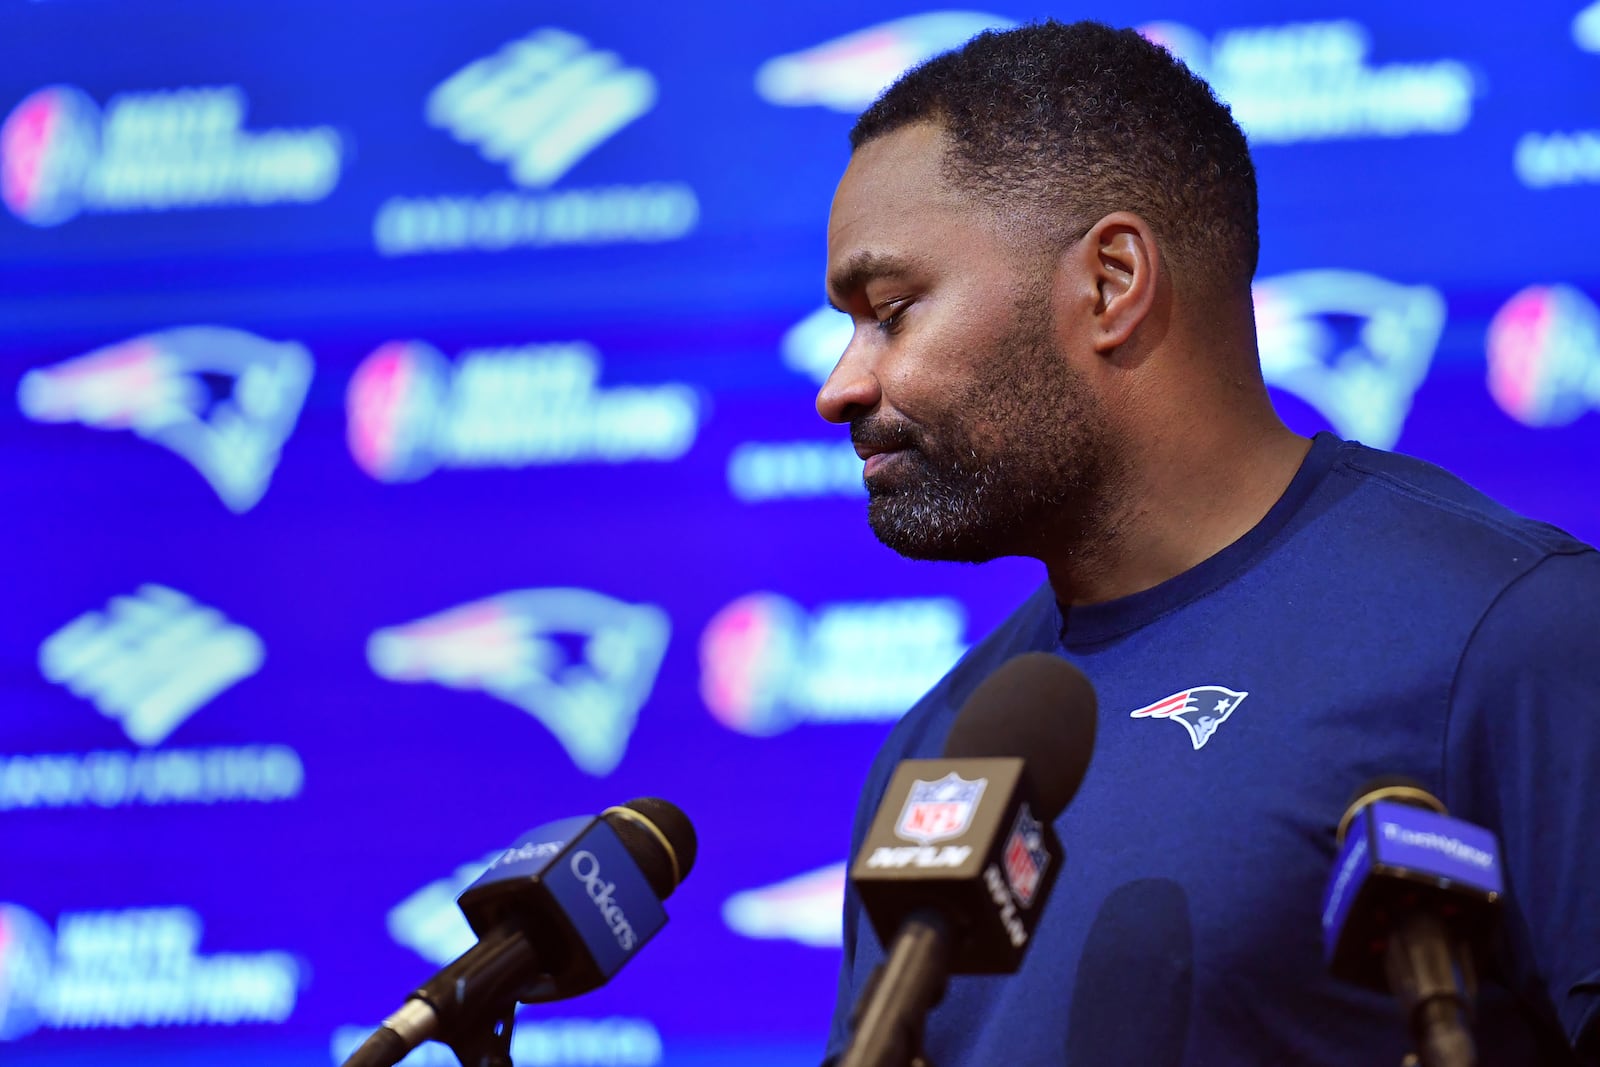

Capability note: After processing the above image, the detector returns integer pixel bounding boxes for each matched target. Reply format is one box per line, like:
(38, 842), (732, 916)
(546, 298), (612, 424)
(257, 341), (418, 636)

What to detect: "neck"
(1041, 394), (1310, 607)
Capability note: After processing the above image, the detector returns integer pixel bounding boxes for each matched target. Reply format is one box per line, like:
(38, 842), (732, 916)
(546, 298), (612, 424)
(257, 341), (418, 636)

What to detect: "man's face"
(819, 121), (1115, 563)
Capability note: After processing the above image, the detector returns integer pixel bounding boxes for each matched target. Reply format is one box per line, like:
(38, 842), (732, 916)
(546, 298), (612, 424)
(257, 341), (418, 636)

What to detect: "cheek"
(886, 313), (1009, 406)
(878, 347), (971, 422)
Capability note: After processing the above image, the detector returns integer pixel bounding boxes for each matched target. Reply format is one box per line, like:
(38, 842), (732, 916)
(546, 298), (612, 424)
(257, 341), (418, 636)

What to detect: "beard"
(852, 303), (1117, 564)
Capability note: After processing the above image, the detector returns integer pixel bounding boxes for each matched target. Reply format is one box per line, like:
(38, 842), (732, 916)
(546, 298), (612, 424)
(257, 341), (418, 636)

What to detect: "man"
(817, 20), (1599, 1066)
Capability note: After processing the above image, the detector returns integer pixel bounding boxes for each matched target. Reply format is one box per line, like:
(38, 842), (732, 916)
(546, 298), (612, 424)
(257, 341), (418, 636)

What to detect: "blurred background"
(2, 1), (1598, 1064)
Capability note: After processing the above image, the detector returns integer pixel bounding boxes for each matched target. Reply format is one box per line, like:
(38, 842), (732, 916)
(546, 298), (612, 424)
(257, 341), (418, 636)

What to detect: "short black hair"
(851, 20), (1259, 295)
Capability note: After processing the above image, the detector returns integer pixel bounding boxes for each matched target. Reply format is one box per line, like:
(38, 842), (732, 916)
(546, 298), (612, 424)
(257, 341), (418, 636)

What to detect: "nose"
(815, 331), (882, 425)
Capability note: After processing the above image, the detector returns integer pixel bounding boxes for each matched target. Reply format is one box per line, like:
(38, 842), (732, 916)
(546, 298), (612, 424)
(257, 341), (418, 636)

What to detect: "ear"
(1075, 212), (1160, 354)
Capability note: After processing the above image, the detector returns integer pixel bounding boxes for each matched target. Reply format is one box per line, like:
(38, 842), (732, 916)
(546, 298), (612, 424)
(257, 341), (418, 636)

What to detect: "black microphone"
(837, 652), (1098, 1067)
(342, 797), (697, 1067)
(1065, 878), (1193, 1065)
(1321, 777), (1504, 1067)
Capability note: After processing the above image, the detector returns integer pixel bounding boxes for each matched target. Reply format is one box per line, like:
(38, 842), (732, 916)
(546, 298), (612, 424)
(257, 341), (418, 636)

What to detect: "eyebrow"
(826, 251), (920, 312)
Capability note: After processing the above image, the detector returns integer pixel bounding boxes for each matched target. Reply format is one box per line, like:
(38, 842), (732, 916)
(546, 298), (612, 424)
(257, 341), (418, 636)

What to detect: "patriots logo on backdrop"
(426, 28), (656, 189)
(781, 305), (853, 384)
(1578, 1), (1600, 52)
(1002, 805), (1049, 908)
(755, 12), (1016, 112)
(721, 863), (846, 948)
(367, 589), (671, 776)
(896, 773), (986, 845)
(1253, 271), (1445, 449)
(387, 857), (499, 965)
(1130, 686), (1249, 751)
(16, 326), (313, 512)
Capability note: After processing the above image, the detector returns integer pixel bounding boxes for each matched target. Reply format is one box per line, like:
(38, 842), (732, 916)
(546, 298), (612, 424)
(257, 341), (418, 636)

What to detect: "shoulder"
(1440, 550), (1600, 1052)
(1324, 440), (1590, 563)
(1451, 548), (1600, 706)
(1274, 439), (1595, 632)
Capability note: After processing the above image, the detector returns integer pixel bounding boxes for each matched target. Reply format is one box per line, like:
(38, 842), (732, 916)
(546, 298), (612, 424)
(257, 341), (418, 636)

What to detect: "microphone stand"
(1386, 912), (1477, 1067)
(839, 913), (948, 1067)
(448, 1002), (518, 1067)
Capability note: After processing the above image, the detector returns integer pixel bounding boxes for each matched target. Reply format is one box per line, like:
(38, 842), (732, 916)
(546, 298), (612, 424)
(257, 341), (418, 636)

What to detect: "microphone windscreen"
(603, 797), (697, 898)
(941, 652), (1097, 821)
(1065, 878), (1193, 1066)
(1336, 775), (1446, 845)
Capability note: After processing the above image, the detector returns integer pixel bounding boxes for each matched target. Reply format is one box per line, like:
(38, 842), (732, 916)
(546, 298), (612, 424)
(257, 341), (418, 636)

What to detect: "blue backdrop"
(3, 2), (1599, 1065)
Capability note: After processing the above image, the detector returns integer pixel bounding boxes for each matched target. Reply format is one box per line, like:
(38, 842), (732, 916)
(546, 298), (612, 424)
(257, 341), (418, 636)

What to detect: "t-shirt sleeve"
(821, 881), (862, 1065)
(1444, 548), (1600, 1062)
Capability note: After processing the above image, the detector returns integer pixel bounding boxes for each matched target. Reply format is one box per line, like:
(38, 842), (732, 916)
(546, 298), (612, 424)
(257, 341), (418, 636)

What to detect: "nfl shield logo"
(1002, 804), (1050, 907)
(895, 772), (987, 845)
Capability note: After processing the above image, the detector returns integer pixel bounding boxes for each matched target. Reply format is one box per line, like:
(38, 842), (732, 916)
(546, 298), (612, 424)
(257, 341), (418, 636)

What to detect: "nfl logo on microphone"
(1002, 805), (1050, 908)
(895, 773), (987, 845)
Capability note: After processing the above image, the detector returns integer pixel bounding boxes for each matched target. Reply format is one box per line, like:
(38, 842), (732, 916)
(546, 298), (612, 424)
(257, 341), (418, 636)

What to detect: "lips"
(862, 449), (913, 479)
(851, 418), (918, 478)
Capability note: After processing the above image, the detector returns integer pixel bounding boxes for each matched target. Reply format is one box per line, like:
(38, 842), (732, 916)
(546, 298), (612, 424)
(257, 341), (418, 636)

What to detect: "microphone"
(838, 652), (1098, 1067)
(1064, 878), (1193, 1065)
(342, 797), (697, 1067)
(1321, 777), (1504, 1067)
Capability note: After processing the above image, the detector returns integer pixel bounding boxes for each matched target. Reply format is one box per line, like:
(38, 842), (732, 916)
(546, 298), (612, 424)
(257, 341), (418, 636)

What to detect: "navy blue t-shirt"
(826, 434), (1600, 1066)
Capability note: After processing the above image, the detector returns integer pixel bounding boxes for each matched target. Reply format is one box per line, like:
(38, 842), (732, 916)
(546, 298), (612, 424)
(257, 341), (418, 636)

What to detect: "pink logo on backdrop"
(698, 594), (806, 736)
(0, 904), (53, 1041)
(1137, 21), (1214, 79)
(1486, 285), (1600, 428)
(346, 340), (449, 481)
(0, 86), (99, 226)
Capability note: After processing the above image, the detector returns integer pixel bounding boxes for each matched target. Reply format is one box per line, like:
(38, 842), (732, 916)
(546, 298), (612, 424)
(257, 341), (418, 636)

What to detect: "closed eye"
(874, 298), (912, 334)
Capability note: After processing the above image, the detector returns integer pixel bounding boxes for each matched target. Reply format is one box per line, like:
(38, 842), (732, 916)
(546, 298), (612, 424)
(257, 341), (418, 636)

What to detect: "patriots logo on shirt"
(1129, 686), (1249, 751)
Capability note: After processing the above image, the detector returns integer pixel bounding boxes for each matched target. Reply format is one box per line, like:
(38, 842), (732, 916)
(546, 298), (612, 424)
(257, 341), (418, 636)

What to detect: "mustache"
(850, 415), (923, 455)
